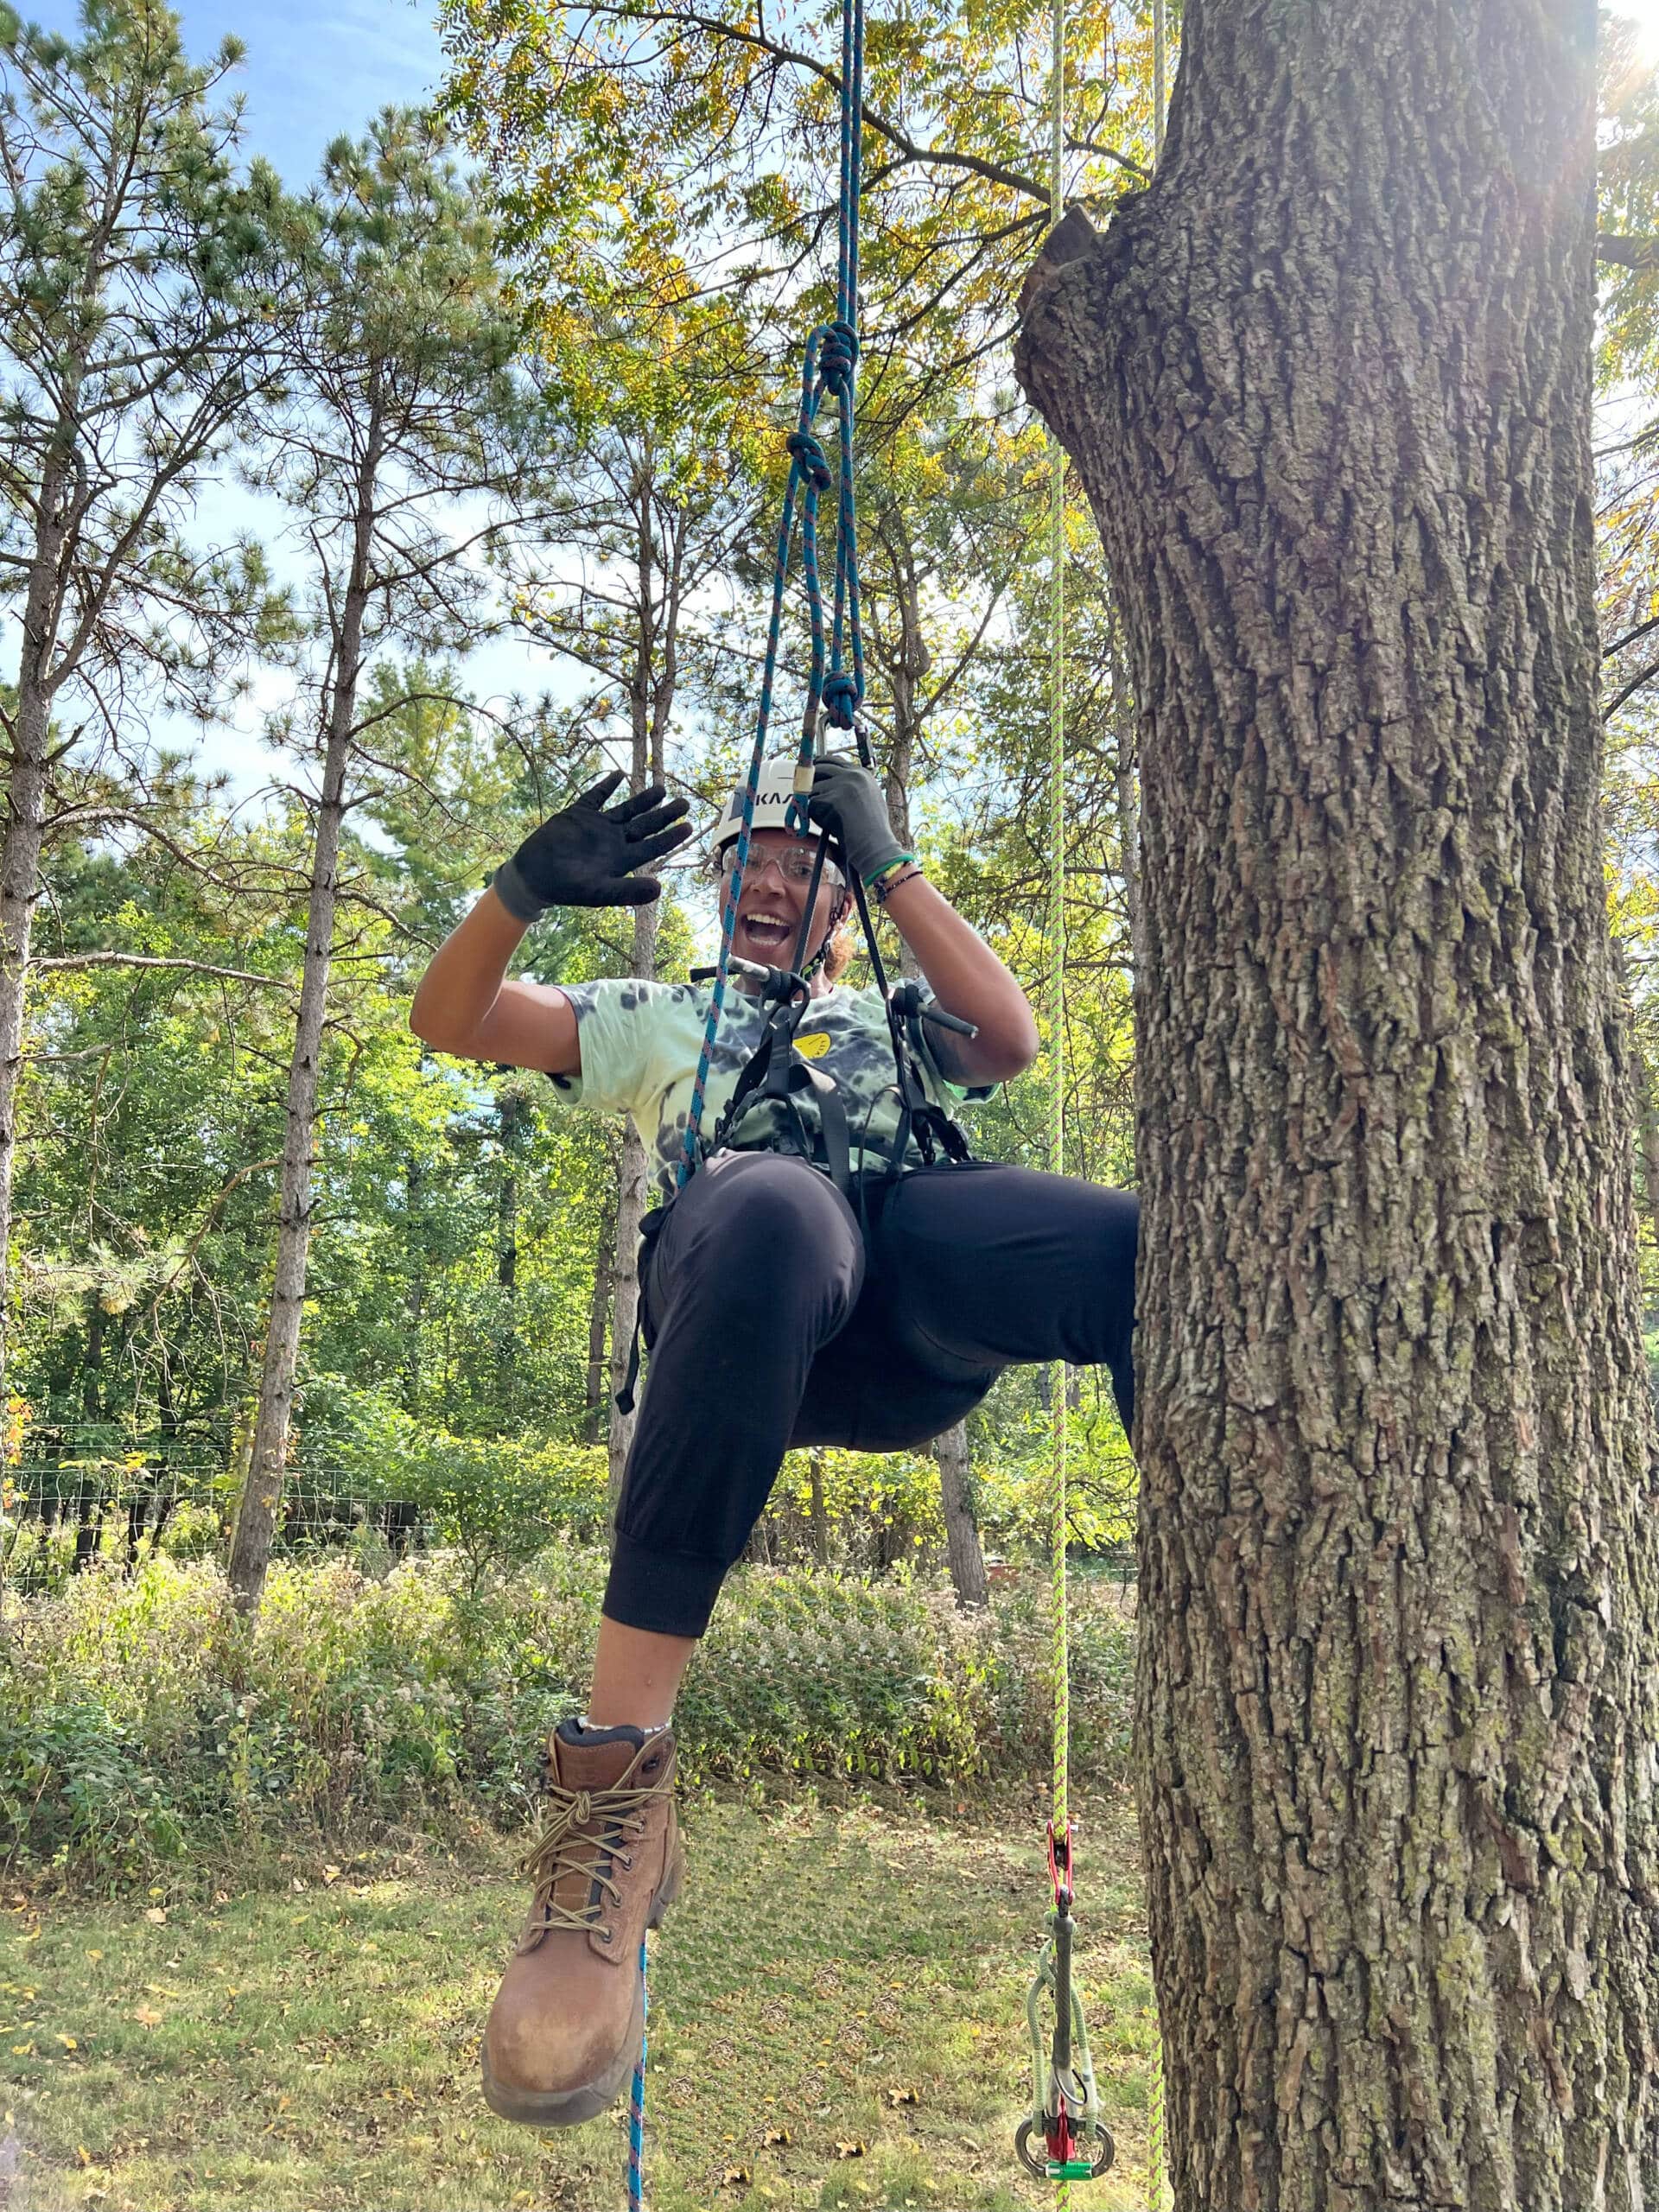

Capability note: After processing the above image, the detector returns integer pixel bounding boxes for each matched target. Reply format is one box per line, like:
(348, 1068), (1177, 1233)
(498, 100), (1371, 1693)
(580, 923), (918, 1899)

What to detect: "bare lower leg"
(586, 1612), (700, 1730)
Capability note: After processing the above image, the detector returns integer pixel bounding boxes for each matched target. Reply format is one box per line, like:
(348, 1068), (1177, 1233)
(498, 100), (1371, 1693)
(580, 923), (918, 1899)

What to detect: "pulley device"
(1015, 1818), (1115, 2183)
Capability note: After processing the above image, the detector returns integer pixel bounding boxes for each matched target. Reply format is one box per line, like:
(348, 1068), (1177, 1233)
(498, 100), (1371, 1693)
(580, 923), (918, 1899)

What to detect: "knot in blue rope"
(786, 429), (832, 491)
(822, 671), (859, 728)
(818, 319), (859, 391)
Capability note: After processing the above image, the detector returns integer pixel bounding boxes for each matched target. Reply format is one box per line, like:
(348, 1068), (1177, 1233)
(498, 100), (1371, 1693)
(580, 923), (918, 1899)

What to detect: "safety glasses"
(718, 843), (843, 890)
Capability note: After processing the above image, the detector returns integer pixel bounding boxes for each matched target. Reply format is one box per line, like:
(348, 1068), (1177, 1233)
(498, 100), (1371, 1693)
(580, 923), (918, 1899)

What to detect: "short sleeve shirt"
(547, 977), (984, 1198)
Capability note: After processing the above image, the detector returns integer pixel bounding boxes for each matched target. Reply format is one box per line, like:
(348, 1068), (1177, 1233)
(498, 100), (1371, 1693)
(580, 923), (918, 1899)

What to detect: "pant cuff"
(604, 1529), (728, 1639)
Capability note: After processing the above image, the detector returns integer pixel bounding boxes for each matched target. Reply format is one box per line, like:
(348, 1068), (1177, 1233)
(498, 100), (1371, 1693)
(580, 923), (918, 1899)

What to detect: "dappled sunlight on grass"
(2, 1788), (1159, 2211)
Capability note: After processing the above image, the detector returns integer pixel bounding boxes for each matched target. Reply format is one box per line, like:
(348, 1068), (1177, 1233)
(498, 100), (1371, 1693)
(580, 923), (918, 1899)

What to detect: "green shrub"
(0, 1547), (1135, 1890)
(309, 1376), (611, 1588)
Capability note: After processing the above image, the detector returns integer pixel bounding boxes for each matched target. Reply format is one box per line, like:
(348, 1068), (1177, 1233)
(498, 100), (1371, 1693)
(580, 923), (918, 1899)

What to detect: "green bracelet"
(865, 851), (916, 888)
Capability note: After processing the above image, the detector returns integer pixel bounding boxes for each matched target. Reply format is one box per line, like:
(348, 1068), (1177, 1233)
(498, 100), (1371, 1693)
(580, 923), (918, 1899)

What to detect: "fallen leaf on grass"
(143, 1909), (166, 1926)
(762, 2126), (791, 2146)
(322, 1866), (341, 1885)
(54, 2035), (76, 2051)
(833, 2139), (868, 2158)
(130, 2007), (163, 2030)
(887, 2086), (920, 2107)
(721, 2165), (752, 2187)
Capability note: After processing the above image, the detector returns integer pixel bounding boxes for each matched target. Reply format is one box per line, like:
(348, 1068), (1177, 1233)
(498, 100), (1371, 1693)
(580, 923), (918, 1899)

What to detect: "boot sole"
(480, 1847), (686, 2130)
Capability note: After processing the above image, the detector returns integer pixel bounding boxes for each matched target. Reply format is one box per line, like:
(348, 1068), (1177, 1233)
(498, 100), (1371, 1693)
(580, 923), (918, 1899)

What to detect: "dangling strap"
(613, 1204), (672, 1417)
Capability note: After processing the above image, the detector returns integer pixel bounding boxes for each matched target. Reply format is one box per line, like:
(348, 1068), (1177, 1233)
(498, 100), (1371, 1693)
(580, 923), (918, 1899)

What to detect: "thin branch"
(32, 953), (298, 993)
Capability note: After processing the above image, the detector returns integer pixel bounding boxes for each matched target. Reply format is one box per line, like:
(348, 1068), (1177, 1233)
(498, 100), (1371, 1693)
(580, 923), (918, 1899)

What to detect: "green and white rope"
(1046, 0), (1071, 2192)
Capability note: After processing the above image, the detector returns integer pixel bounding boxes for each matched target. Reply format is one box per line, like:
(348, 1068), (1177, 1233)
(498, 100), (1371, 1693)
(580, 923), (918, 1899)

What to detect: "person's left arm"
(880, 871), (1039, 1085)
(807, 753), (1039, 1085)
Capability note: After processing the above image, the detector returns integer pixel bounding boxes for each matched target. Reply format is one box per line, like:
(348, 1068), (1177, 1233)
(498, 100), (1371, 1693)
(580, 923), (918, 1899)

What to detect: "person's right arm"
(408, 887), (582, 1076)
(407, 770), (690, 1078)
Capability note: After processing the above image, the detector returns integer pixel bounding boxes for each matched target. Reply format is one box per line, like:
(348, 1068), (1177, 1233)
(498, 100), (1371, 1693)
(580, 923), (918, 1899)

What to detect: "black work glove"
(492, 770), (692, 919)
(805, 753), (906, 885)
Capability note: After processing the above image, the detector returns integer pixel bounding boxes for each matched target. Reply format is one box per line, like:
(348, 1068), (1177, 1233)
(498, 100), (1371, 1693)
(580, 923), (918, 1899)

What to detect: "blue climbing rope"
(630, 11), (868, 2207)
(627, 1934), (649, 2212)
(674, 0), (868, 1193)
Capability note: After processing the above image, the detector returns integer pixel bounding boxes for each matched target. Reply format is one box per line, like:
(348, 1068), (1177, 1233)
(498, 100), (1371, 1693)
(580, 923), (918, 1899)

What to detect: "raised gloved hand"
(492, 770), (692, 919)
(806, 753), (906, 886)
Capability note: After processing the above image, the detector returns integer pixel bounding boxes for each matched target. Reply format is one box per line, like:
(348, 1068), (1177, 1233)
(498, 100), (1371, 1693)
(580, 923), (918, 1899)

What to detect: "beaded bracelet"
(873, 862), (924, 906)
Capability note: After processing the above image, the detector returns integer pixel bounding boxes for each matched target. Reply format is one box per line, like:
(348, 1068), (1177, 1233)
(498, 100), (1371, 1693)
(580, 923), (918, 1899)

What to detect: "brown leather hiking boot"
(481, 1719), (685, 2128)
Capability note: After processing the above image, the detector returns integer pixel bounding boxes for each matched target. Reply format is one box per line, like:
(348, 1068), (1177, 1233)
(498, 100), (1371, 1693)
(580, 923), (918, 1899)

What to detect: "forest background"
(3, 0), (1659, 1606)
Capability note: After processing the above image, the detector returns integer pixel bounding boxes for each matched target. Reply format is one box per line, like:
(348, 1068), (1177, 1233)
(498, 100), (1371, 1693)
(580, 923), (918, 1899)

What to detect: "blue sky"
(33, 0), (448, 189)
(25, 0), (558, 804)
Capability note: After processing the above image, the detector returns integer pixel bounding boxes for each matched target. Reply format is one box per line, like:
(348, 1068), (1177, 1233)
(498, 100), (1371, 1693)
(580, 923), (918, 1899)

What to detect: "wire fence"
(0, 1410), (447, 1592)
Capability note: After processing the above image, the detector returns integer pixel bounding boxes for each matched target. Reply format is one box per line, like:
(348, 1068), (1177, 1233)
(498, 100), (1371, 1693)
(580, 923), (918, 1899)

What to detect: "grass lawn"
(0, 1783), (1158, 2212)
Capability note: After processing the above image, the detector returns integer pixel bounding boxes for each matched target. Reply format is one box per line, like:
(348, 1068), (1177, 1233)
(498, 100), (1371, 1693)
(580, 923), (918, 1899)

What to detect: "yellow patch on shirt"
(794, 1031), (831, 1059)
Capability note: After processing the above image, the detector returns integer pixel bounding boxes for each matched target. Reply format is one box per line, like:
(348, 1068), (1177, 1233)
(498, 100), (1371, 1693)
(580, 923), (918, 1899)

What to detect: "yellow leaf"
(762, 2126), (792, 2145)
(10, 2044), (33, 2056)
(55, 2034), (77, 2050)
(143, 1908), (167, 1925)
(83, 1949), (102, 1962)
(887, 2086), (920, 2106)
(131, 2007), (163, 2029)
(322, 1866), (341, 1885)
(834, 2139), (868, 2158)
(721, 2166), (752, 2188)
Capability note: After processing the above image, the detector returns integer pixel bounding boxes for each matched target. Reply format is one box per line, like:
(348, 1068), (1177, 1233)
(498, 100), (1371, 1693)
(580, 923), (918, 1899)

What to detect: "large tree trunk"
(1018, 5), (1659, 2205)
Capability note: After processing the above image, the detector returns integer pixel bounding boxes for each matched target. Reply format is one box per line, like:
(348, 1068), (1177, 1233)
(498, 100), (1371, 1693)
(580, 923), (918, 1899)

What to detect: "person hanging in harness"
(407, 750), (1141, 2132)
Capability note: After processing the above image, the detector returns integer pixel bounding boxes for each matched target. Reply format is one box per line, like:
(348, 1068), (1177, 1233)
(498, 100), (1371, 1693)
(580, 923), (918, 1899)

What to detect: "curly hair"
(822, 912), (856, 982)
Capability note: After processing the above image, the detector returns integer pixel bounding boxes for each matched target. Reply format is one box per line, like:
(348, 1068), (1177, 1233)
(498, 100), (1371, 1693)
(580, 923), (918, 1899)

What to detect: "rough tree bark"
(1017, 3), (1659, 2205)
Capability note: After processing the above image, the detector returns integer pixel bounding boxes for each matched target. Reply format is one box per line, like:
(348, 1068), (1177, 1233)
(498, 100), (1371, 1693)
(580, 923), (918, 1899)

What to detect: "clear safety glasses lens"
(720, 847), (841, 888)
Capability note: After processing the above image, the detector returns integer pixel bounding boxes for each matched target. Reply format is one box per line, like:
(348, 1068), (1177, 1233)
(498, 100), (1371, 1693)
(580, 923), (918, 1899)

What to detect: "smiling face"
(723, 830), (848, 976)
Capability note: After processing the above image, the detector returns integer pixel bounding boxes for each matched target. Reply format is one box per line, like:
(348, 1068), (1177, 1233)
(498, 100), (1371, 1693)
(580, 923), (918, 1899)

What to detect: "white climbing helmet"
(711, 753), (825, 860)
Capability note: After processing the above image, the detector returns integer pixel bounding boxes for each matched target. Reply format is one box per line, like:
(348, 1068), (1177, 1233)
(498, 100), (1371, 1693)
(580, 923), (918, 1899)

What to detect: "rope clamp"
(1014, 1815), (1115, 2184)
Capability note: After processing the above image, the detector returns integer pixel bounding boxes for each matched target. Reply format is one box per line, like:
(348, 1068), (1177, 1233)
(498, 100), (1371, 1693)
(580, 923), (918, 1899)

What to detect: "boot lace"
(519, 1777), (664, 1936)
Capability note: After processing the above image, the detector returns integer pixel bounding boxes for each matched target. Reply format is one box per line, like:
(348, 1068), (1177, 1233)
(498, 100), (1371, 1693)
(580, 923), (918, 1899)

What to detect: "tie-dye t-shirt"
(546, 976), (986, 1198)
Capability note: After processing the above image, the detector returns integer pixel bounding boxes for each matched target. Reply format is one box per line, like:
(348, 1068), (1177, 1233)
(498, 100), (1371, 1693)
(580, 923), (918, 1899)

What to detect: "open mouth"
(739, 912), (796, 952)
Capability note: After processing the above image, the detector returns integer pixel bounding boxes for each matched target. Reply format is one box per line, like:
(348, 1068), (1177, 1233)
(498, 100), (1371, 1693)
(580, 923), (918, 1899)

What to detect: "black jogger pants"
(603, 1150), (1140, 1638)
